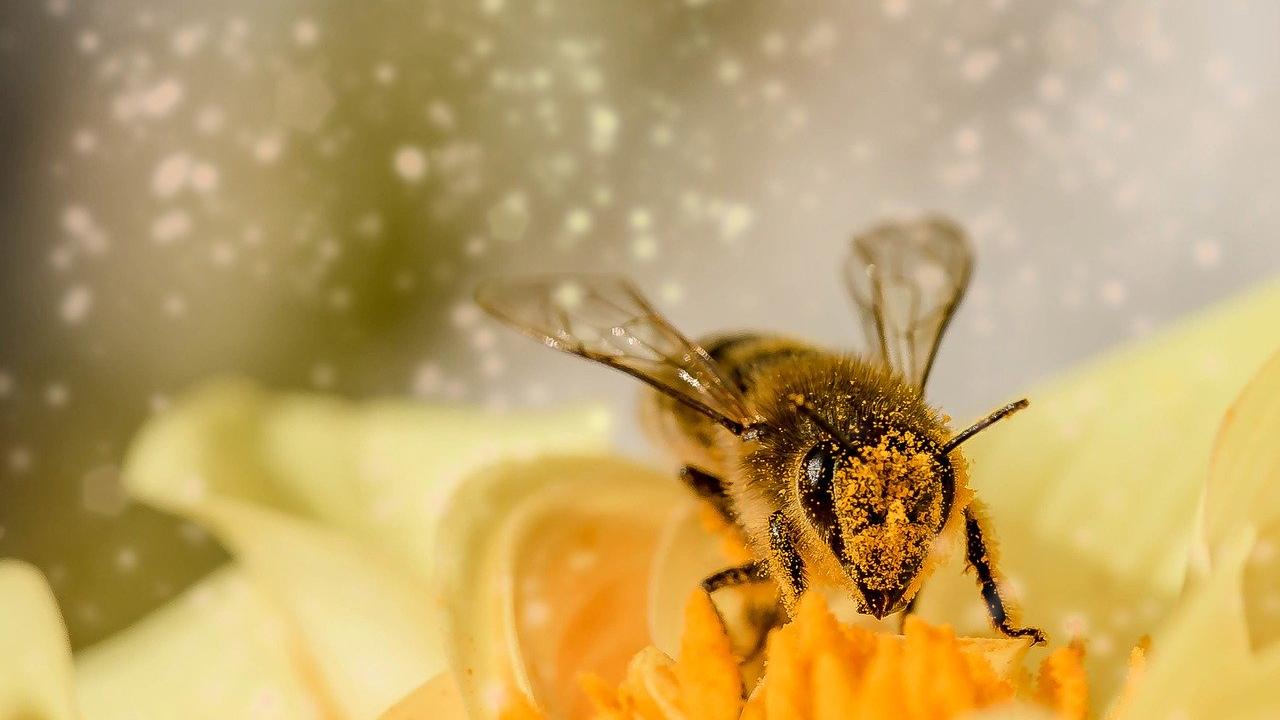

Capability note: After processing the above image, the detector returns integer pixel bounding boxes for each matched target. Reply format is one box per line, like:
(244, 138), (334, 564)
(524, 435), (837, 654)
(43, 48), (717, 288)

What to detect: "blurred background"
(1, 0), (1279, 651)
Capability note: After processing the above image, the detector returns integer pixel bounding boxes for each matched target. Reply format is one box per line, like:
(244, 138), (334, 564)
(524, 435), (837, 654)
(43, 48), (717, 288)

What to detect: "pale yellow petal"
(121, 378), (612, 717)
(1119, 527), (1280, 720)
(0, 560), (79, 720)
(434, 453), (683, 719)
(647, 501), (733, 657)
(1199, 350), (1280, 648)
(379, 673), (467, 719)
(75, 566), (329, 720)
(916, 280), (1280, 699)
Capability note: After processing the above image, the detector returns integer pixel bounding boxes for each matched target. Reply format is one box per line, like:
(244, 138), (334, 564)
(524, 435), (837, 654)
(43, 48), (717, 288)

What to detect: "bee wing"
(476, 274), (757, 432)
(843, 216), (974, 390)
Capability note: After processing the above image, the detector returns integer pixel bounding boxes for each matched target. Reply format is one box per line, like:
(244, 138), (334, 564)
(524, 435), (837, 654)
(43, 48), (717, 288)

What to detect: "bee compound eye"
(802, 445), (835, 494)
(800, 445), (842, 543)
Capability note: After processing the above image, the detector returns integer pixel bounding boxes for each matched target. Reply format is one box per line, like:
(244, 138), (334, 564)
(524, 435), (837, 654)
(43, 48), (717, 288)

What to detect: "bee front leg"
(701, 560), (769, 593)
(679, 466), (735, 523)
(896, 594), (919, 633)
(768, 510), (807, 611)
(963, 504), (1047, 644)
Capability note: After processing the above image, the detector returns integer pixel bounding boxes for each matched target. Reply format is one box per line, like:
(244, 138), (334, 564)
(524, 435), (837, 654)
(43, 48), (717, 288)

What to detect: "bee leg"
(769, 510), (807, 610)
(896, 594), (919, 633)
(679, 465), (734, 523)
(963, 505), (1047, 645)
(700, 560), (769, 593)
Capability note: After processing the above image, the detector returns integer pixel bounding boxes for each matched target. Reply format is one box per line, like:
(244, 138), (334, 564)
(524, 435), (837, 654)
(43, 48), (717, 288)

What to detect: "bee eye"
(800, 445), (841, 543)
(803, 445), (836, 490)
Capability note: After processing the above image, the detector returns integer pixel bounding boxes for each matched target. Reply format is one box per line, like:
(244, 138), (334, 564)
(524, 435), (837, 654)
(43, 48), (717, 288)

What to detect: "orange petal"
(676, 592), (743, 720)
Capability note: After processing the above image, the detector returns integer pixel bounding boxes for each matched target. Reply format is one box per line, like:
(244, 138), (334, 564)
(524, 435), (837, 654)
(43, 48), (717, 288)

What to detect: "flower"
(2, 281), (1280, 719)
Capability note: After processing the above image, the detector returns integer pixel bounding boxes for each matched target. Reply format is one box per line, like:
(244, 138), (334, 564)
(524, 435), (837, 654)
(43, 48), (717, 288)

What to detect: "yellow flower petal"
(674, 592), (742, 720)
(1120, 527), (1280, 719)
(916, 280), (1280, 698)
(0, 560), (79, 720)
(379, 673), (467, 719)
(433, 453), (683, 719)
(76, 566), (329, 720)
(1200, 349), (1280, 648)
(121, 378), (612, 717)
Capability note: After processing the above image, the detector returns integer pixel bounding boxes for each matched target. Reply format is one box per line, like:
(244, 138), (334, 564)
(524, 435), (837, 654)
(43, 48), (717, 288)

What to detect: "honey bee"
(477, 216), (1045, 643)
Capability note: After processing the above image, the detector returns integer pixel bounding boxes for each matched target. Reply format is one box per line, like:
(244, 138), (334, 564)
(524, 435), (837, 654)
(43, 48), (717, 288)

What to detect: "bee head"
(798, 430), (953, 619)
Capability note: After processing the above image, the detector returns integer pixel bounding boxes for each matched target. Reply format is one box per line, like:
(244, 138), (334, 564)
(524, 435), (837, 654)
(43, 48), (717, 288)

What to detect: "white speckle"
(152, 153), (192, 197)
(46, 383), (69, 407)
(72, 130), (97, 153)
(9, 447), (32, 473)
(487, 192), (530, 242)
(412, 363), (442, 396)
(564, 208), (593, 235)
(481, 355), (505, 378)
(78, 31), (100, 53)
(954, 126), (981, 154)
(116, 547), (139, 572)
(171, 24), (208, 57)
(660, 281), (685, 305)
(1099, 280), (1127, 307)
(0, 371), (12, 398)
(310, 364), (336, 388)
(883, 0), (910, 19)
(717, 59), (742, 84)
(140, 78), (184, 117)
(717, 202), (754, 241)
(60, 285), (93, 324)
(293, 19), (320, 46)
(629, 208), (652, 231)
(589, 105), (619, 154)
(190, 162), (220, 193)
(761, 32), (787, 57)
(82, 461), (126, 512)
(196, 106), (225, 134)
(374, 63), (397, 84)
(631, 235), (658, 261)
(481, 0), (505, 14)
(451, 303), (481, 328)
(163, 294), (188, 318)
(253, 135), (284, 164)
(393, 145), (428, 182)
(1193, 240), (1221, 267)
(960, 48), (1001, 83)
(210, 241), (237, 267)
(1038, 74), (1065, 102)
(553, 281), (585, 309)
(329, 287), (352, 310)
(153, 212), (191, 246)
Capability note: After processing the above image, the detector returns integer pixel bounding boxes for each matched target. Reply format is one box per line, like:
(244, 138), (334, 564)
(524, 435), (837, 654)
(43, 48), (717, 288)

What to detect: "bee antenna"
(789, 394), (860, 455)
(941, 398), (1030, 455)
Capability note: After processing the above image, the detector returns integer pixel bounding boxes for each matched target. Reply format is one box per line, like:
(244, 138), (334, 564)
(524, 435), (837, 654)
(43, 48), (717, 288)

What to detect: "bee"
(477, 216), (1045, 643)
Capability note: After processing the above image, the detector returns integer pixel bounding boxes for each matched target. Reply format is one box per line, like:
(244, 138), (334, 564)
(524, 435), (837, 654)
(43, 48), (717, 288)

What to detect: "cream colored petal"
(434, 453), (683, 719)
(914, 281), (1280, 700)
(1199, 350), (1280, 648)
(378, 673), (467, 719)
(648, 501), (731, 657)
(121, 378), (612, 717)
(0, 560), (79, 720)
(1118, 528), (1280, 720)
(75, 565), (330, 720)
